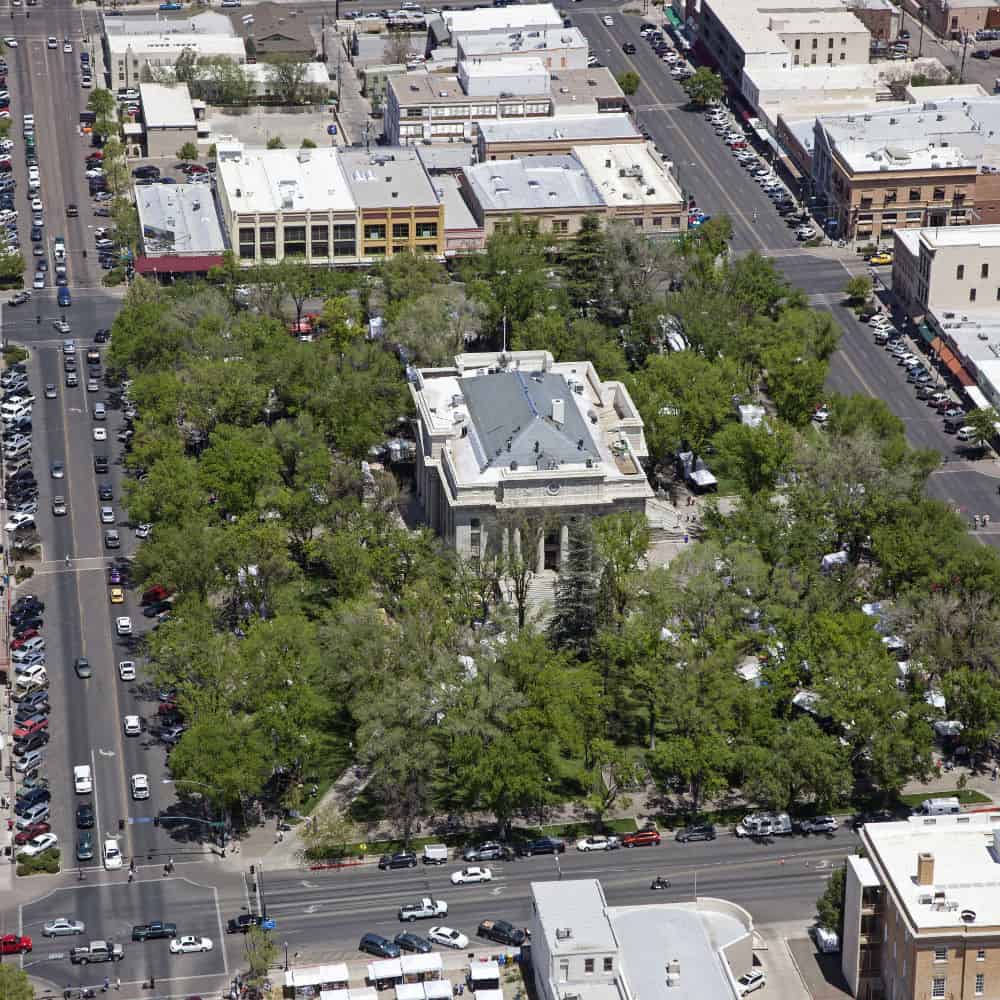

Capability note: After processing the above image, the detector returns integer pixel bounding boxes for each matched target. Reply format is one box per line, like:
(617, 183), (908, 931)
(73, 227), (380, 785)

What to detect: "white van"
(957, 426), (978, 442)
(14, 748), (46, 772)
(920, 797), (960, 816)
(93, 401), (106, 420)
(74, 764), (93, 794)
(103, 839), (123, 870)
(422, 844), (448, 865)
(16, 801), (50, 826)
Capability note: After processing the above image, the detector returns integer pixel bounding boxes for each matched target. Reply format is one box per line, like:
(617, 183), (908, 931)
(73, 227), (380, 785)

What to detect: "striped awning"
(664, 7), (682, 28)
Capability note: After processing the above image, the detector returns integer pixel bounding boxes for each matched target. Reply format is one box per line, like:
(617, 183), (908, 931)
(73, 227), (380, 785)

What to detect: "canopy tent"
(423, 981), (453, 1000)
(368, 960), (404, 984)
(468, 964), (500, 984)
(402, 954), (443, 979)
(395, 984), (426, 1000)
(286, 965), (350, 992)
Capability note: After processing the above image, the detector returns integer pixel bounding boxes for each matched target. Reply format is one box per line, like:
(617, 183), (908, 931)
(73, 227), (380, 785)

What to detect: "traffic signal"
(153, 815), (159, 827)
(118, 819), (124, 832)
(250, 865), (255, 875)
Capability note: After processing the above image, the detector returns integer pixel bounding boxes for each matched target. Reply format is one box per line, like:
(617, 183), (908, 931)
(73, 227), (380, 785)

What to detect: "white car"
(116, 616), (132, 635)
(575, 835), (617, 852)
(46, 36), (56, 48)
(123, 715), (142, 736)
(427, 926), (469, 950)
(30, 197), (41, 211)
(53, 319), (70, 334)
(100, 505), (114, 523)
(135, 523), (152, 538)
(4, 512), (34, 532)
(130, 773), (149, 799)
(869, 314), (892, 328)
(103, 839), (122, 870)
(737, 970), (766, 995)
(74, 764), (92, 794)
(19, 832), (58, 857)
(62, 41), (72, 53)
(43, 918), (85, 937)
(601, 14), (612, 25)
(4, 38), (19, 47)
(450, 866), (492, 885)
(118, 660), (136, 681)
(169, 935), (213, 954)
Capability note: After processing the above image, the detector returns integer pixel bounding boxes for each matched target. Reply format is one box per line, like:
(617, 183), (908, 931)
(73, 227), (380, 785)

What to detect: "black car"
(394, 932), (432, 954)
(94, 329), (110, 343)
(477, 919), (527, 947)
(622, 42), (636, 54)
(674, 823), (717, 843)
(359, 933), (400, 958)
(76, 802), (95, 829)
(378, 851), (418, 870)
(14, 730), (50, 755)
(517, 837), (565, 856)
(15, 787), (50, 811)
(132, 165), (160, 179)
(226, 914), (264, 935)
(29, 226), (41, 242)
(94, 455), (108, 473)
(143, 600), (173, 618)
(12, 616), (43, 632)
(66, 203), (79, 218)
(98, 482), (113, 501)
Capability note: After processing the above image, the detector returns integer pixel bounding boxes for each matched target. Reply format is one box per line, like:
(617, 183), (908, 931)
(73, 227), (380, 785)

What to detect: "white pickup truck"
(735, 812), (793, 838)
(70, 940), (125, 964)
(398, 898), (448, 922)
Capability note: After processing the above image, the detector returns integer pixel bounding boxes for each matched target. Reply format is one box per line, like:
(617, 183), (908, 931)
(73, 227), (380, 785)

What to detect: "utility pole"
(959, 31), (971, 83)
(917, 6), (927, 59)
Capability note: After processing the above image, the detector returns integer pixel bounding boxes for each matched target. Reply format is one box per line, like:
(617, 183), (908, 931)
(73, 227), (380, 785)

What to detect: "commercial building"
(455, 26), (590, 71)
(912, 0), (1000, 41)
(339, 147), (445, 260)
(531, 879), (754, 1000)
(384, 63), (625, 146)
(697, 0), (871, 87)
(427, 2), (564, 49)
(106, 32), (246, 89)
(843, 812), (1000, 1000)
(239, 2), (317, 59)
(134, 182), (227, 277)
(102, 10), (235, 37)
(409, 351), (652, 563)
(811, 101), (998, 241)
(893, 224), (1000, 411)
(138, 83), (197, 158)
(476, 114), (642, 160)
(215, 144), (445, 265)
(461, 144), (685, 238)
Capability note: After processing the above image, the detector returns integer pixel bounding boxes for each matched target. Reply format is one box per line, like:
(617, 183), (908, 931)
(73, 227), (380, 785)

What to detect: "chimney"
(551, 397), (565, 426)
(917, 852), (935, 886)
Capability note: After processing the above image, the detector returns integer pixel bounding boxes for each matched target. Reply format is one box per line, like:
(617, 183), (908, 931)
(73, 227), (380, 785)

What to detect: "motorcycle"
(650, 876), (671, 891)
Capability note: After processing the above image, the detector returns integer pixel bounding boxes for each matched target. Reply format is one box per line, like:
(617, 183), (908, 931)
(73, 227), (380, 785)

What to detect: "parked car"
(359, 933), (400, 959)
(675, 823), (717, 843)
(378, 852), (417, 870)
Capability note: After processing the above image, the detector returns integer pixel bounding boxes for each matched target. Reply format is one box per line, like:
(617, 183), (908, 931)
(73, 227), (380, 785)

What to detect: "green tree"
(844, 275), (872, 305)
(616, 70), (640, 96)
(816, 865), (846, 937)
(301, 806), (357, 860)
(549, 519), (599, 657)
(941, 667), (1000, 756)
(962, 406), (998, 449)
(176, 141), (199, 161)
(390, 283), (480, 366)
(560, 214), (608, 316)
(711, 420), (794, 495)
(379, 251), (448, 320)
(87, 87), (116, 119)
(684, 67), (724, 106)
(244, 926), (278, 987)
(266, 55), (314, 104)
(0, 964), (34, 1000)
(266, 135), (286, 149)
(585, 739), (642, 824)
(198, 425), (283, 516)
(594, 511), (650, 626)
(301, 137), (317, 149)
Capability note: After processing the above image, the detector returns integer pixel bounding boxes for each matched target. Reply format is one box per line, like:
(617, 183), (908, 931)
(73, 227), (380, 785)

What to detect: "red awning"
(134, 254), (224, 275)
(931, 336), (976, 386)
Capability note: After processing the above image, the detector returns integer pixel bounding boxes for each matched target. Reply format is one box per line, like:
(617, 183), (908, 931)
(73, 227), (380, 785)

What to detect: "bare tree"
(384, 32), (416, 64)
(497, 511), (548, 630)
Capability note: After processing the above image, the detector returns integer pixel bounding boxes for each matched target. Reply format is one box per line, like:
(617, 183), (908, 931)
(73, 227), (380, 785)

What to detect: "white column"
(536, 531), (545, 574)
(559, 522), (569, 569)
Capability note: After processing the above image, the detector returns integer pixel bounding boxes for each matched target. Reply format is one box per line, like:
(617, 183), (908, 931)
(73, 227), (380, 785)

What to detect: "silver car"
(44, 917), (85, 937)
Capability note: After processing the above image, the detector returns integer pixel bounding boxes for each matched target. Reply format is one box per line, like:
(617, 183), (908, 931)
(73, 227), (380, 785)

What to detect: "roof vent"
(962, 909), (977, 923)
(917, 851), (935, 886)
(555, 928), (573, 940)
(551, 398), (564, 426)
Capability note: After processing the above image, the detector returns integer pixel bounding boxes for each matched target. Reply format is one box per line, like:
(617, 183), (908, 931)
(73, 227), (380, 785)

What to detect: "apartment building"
(844, 813), (1000, 1000)
(530, 879), (754, 1000)
(812, 102), (988, 241)
(384, 62), (625, 146)
(215, 144), (445, 265)
(409, 352), (652, 563)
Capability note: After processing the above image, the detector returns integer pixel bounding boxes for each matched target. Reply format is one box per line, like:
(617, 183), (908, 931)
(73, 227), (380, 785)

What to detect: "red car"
(621, 829), (662, 848)
(0, 934), (32, 955)
(185, 163), (208, 174)
(11, 628), (40, 648)
(13, 822), (49, 845)
(141, 584), (172, 605)
(13, 717), (48, 740)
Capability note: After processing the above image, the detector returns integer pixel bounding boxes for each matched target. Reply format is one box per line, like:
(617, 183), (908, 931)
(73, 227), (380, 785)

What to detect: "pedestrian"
(129, 857), (135, 873)
(752, 210), (757, 223)
(986, 514), (992, 527)
(127, 871), (134, 884)
(103, 976), (109, 992)
(115, 978), (120, 992)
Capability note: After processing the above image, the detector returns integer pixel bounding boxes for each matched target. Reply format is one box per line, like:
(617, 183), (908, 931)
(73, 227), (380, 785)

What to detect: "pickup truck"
(398, 898), (448, 922)
(70, 940), (124, 964)
(226, 914), (264, 935)
(477, 919), (527, 947)
(131, 921), (176, 941)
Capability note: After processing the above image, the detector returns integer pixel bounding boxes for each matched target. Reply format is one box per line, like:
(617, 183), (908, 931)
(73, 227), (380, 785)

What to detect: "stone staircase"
(520, 569), (557, 627)
(646, 496), (698, 542)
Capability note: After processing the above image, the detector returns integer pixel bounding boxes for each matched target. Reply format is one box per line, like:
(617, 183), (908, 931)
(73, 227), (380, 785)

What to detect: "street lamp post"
(918, 7), (927, 59)
(284, 940), (290, 971)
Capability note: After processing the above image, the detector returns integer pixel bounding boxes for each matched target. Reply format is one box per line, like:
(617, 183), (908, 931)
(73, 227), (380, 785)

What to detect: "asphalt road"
(255, 831), (856, 959)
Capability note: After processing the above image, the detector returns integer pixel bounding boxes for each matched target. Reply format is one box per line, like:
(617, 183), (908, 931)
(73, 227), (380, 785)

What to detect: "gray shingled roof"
(461, 371), (598, 471)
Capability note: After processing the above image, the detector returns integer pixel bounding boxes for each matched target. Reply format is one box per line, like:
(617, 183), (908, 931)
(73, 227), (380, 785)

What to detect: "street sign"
(132, 816), (154, 824)
(262, 919), (276, 930)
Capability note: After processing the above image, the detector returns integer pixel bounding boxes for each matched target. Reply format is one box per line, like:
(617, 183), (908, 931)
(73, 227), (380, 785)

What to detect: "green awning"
(664, 7), (682, 28)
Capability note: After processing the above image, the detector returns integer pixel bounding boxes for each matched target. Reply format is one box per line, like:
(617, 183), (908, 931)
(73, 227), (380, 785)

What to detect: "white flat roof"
(533, 880), (618, 954)
(458, 26), (587, 57)
(442, 2), (561, 35)
(464, 154), (603, 213)
(139, 83), (195, 129)
(107, 32), (247, 57)
(706, 0), (867, 57)
(217, 147), (355, 215)
(477, 113), (640, 144)
(910, 223), (1000, 249)
(136, 183), (226, 256)
(864, 813), (1000, 929)
(242, 61), (329, 86)
(462, 55), (548, 78)
(573, 143), (682, 206)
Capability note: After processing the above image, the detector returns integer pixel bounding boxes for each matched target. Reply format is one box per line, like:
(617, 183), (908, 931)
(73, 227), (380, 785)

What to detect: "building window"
(259, 226), (276, 260)
(979, 949), (987, 961)
(364, 224), (386, 241)
(860, 196), (873, 209)
(828, 37), (833, 48)
(310, 224), (329, 258)
(470, 518), (481, 554)
(604, 958), (613, 972)
(365, 245), (386, 256)
(841, 36), (846, 44)
(839, 52), (845, 59)
(283, 225), (306, 257)
(885, 189), (897, 203)
(238, 226), (255, 260)
(333, 223), (356, 256)
(793, 54), (800, 64)
(983, 263), (990, 279)
(827, 54), (833, 63)
(584, 960), (595, 974)
(415, 221), (438, 239)
(906, 210), (923, 221)
(392, 222), (410, 240)
(931, 978), (945, 999)
(882, 213), (897, 223)
(671, 216), (680, 227)
(812, 37), (817, 48)
(933, 187), (946, 201)
(652, 216), (662, 226)
(970, 288), (977, 302)
(633, 217), (643, 227)
(551, 219), (568, 234)
(794, 38), (800, 49)
(957, 264), (965, 280)
(976, 974), (985, 996)
(811, 53), (816, 63)
(934, 946), (947, 963)
(909, 188), (921, 201)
